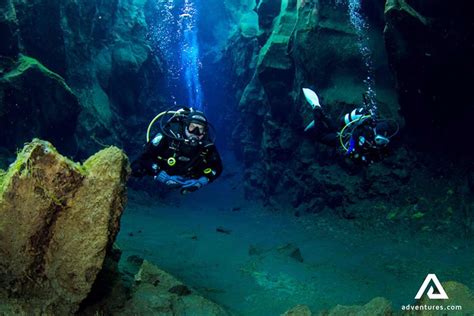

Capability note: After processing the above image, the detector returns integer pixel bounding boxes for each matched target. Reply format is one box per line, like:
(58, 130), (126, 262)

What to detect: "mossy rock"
(0, 139), (130, 314)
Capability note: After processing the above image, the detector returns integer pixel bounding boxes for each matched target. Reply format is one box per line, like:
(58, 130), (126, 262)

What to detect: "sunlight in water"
(337, 0), (377, 111)
(180, 0), (203, 110)
(147, 0), (204, 110)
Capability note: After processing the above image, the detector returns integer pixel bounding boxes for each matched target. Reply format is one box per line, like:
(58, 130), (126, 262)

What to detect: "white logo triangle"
(415, 274), (449, 300)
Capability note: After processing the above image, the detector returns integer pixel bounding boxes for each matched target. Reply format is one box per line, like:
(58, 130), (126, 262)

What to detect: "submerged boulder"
(81, 254), (231, 315)
(118, 260), (229, 315)
(282, 305), (312, 316)
(0, 139), (130, 314)
(322, 297), (392, 315)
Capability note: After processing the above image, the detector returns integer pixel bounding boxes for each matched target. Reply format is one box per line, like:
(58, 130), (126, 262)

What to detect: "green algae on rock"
(0, 139), (130, 315)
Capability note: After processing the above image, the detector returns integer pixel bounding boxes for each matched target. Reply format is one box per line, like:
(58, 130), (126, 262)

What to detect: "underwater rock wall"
(233, 0), (397, 199)
(229, 0), (473, 232)
(0, 56), (81, 155)
(0, 139), (129, 314)
(0, 0), (20, 56)
(0, 0), (165, 162)
(61, 0), (164, 156)
(198, 0), (262, 150)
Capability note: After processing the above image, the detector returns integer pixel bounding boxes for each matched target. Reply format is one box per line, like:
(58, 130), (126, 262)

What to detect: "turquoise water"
(118, 159), (474, 315)
(1, 0), (473, 313)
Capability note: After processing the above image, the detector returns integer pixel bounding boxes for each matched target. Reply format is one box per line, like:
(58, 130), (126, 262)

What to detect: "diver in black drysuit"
(303, 88), (397, 164)
(131, 108), (223, 194)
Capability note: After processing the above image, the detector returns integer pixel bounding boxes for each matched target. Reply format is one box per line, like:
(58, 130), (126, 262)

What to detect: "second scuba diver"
(131, 108), (223, 194)
(303, 88), (398, 164)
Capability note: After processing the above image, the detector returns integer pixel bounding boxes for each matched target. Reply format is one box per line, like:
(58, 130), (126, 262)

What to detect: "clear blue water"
(2, 0), (473, 313)
(118, 158), (474, 315)
(147, 0), (203, 110)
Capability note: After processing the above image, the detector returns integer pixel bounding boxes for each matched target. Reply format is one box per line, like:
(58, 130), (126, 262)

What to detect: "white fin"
(302, 88), (321, 109)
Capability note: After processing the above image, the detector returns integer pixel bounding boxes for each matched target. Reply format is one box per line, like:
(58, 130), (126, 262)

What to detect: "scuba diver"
(131, 107), (223, 194)
(303, 88), (398, 164)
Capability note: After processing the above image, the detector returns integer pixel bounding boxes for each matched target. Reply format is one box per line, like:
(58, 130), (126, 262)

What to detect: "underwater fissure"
(0, 0), (473, 314)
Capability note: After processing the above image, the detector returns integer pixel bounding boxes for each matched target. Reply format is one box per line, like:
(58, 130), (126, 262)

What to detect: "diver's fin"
(303, 87), (320, 131)
(302, 88), (321, 109)
(304, 120), (315, 131)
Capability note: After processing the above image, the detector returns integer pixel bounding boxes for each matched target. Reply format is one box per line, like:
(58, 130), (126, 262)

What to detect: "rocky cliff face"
(0, 56), (80, 155)
(0, 0), (472, 232)
(0, 0), (164, 162)
(227, 0), (473, 233)
(0, 139), (129, 314)
(232, 0), (398, 200)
